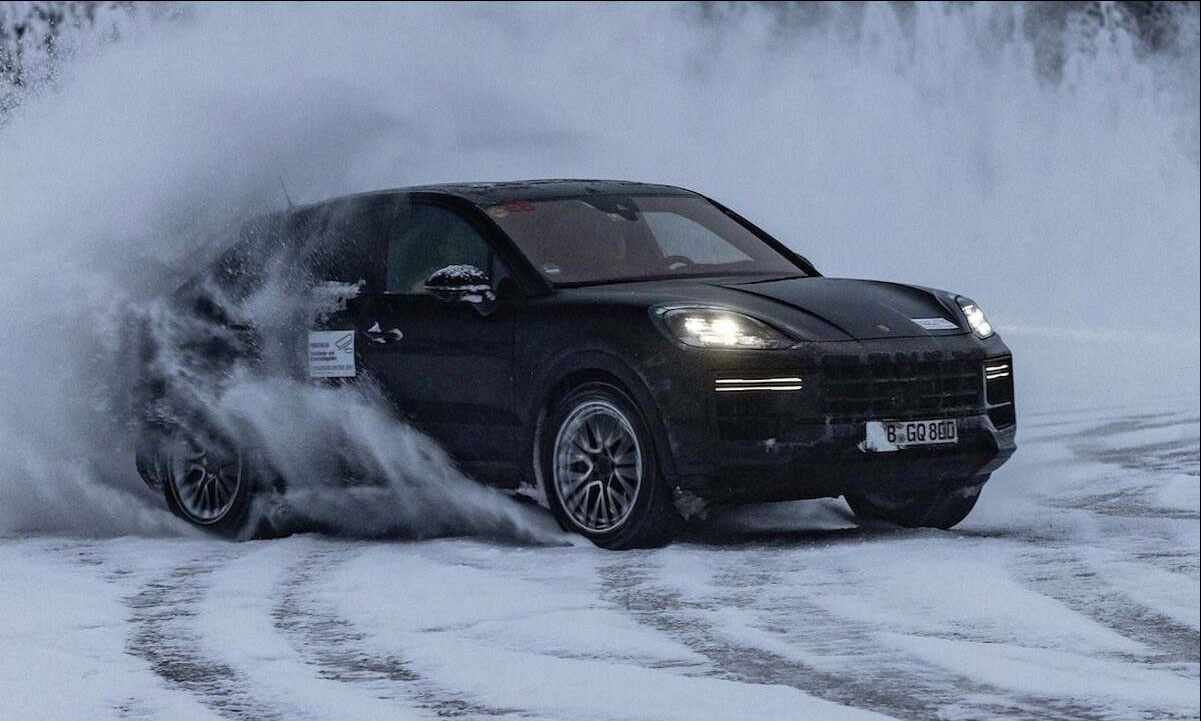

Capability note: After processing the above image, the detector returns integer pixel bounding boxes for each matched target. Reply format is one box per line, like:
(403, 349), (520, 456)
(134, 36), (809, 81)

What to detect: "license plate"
(862, 419), (958, 452)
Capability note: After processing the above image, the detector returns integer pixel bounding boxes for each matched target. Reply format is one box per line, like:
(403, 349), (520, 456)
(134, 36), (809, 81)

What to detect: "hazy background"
(0, 1), (1198, 534)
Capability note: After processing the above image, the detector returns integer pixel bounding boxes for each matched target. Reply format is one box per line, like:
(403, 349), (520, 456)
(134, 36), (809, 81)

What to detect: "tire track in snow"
(60, 540), (181, 721)
(1041, 409), (1201, 608)
(271, 543), (512, 718)
(1010, 545), (1199, 668)
(125, 551), (294, 721)
(598, 548), (1105, 721)
(596, 551), (951, 720)
(1060, 411), (1200, 517)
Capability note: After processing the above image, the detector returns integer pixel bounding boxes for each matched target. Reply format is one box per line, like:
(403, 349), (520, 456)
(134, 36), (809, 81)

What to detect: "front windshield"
(484, 194), (802, 285)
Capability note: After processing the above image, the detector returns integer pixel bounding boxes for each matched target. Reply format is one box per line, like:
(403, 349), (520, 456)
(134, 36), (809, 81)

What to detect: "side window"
(386, 204), (494, 294)
(643, 211), (752, 265)
(210, 214), (289, 299)
(297, 201), (390, 291)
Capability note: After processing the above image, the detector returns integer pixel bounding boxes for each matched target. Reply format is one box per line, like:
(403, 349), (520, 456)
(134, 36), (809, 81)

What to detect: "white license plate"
(862, 419), (958, 452)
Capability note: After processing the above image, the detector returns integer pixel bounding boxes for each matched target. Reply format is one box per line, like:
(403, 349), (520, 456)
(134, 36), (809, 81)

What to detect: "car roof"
(313, 179), (697, 209)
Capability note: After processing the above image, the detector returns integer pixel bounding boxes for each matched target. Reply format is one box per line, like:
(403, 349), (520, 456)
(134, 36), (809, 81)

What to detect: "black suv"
(134, 180), (1016, 548)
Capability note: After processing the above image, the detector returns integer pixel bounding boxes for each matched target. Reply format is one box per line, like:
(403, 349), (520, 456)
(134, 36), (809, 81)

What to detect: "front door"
(348, 201), (519, 482)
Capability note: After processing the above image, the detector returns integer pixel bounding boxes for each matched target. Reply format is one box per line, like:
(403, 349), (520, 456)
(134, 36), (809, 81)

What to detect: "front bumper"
(649, 334), (1017, 504)
(671, 413), (1016, 504)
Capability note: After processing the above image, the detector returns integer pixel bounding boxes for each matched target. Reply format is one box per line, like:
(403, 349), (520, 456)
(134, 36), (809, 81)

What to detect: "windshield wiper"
(727, 273), (810, 285)
(554, 270), (803, 288)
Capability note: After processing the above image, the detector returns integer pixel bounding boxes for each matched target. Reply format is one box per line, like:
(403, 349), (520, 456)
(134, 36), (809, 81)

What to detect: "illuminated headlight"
(957, 297), (994, 338)
(657, 307), (793, 349)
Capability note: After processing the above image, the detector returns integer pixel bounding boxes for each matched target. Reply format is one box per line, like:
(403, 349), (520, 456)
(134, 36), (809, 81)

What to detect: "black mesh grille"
(819, 353), (983, 421)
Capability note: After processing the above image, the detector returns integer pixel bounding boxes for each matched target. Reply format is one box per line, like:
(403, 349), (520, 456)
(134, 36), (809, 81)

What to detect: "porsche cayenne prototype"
(135, 180), (1016, 548)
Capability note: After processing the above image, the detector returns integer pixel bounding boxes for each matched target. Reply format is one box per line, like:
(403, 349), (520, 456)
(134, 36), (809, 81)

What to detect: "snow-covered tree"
(1, 1), (146, 117)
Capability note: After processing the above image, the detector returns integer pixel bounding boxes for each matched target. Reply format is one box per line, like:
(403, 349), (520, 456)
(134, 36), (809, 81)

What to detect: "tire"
(155, 427), (264, 539)
(542, 382), (680, 549)
(845, 478), (987, 530)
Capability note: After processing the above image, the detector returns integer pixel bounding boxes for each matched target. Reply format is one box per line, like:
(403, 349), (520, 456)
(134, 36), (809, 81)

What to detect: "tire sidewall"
(542, 382), (666, 547)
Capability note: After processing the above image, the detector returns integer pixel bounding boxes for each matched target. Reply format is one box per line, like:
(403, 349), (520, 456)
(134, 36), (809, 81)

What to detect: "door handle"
(364, 322), (404, 345)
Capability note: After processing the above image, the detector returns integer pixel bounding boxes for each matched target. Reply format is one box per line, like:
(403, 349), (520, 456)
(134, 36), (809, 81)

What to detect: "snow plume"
(0, 3), (559, 538)
(134, 246), (562, 543)
(0, 229), (563, 542)
(0, 2), (1198, 536)
(212, 379), (551, 541)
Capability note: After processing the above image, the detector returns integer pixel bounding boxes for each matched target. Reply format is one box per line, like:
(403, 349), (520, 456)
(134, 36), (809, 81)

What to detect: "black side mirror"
(423, 265), (497, 307)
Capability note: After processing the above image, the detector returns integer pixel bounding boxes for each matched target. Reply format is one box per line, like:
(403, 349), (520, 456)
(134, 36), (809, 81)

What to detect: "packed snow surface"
(2, 395), (1196, 720)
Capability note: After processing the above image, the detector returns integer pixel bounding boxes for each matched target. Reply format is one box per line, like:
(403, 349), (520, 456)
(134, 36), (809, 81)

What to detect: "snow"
(194, 541), (426, 718)
(1, 396), (1196, 719)
(0, 540), (219, 721)
(327, 547), (885, 720)
(800, 545), (1149, 655)
(888, 635), (1199, 717)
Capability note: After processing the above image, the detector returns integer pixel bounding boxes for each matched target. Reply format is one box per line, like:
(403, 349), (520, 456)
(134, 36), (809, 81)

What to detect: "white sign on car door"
(308, 330), (356, 378)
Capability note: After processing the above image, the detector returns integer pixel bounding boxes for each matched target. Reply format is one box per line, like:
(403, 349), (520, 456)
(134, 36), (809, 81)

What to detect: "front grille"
(820, 353), (983, 421)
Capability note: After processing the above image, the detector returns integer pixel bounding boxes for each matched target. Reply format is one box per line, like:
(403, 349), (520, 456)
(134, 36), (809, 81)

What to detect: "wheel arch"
(524, 350), (677, 505)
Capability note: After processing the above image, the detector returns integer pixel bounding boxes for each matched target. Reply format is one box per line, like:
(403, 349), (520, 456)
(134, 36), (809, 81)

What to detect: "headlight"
(957, 297), (994, 338)
(657, 307), (793, 349)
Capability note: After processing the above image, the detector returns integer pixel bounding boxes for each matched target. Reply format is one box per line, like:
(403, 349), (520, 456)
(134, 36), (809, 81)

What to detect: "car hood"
(704, 276), (967, 341)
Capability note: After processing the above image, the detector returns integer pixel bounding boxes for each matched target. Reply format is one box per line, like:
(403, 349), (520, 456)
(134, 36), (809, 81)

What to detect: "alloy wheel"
(552, 400), (643, 533)
(168, 436), (243, 524)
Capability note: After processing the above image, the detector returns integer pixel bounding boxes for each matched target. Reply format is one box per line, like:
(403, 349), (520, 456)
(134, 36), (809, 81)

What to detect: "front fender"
(519, 347), (681, 501)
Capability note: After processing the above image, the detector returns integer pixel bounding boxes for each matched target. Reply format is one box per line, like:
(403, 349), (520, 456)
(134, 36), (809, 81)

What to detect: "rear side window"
(296, 200), (391, 291)
(209, 214), (289, 299)
(386, 204), (493, 294)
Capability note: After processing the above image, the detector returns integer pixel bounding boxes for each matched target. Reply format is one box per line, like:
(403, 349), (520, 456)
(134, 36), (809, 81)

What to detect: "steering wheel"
(663, 255), (696, 271)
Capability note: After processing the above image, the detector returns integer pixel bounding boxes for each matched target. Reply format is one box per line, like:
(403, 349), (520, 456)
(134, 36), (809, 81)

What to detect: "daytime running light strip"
(714, 377), (805, 392)
(984, 363), (1011, 380)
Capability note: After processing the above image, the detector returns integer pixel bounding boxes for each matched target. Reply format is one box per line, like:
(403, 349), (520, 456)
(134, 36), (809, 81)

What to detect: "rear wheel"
(845, 478), (986, 530)
(543, 382), (679, 549)
(158, 429), (262, 539)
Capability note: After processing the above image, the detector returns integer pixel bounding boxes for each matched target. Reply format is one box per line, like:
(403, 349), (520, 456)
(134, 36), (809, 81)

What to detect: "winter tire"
(543, 382), (679, 549)
(845, 478), (986, 530)
(158, 428), (262, 539)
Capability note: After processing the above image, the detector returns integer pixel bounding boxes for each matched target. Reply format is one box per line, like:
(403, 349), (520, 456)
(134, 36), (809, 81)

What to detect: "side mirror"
(423, 264), (497, 306)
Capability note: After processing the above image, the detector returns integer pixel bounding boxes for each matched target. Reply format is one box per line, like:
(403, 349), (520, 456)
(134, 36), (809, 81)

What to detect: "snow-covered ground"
(2, 392), (1196, 720)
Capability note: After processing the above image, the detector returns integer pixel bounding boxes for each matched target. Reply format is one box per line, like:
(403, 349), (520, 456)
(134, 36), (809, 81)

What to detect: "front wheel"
(845, 478), (986, 530)
(543, 382), (679, 549)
